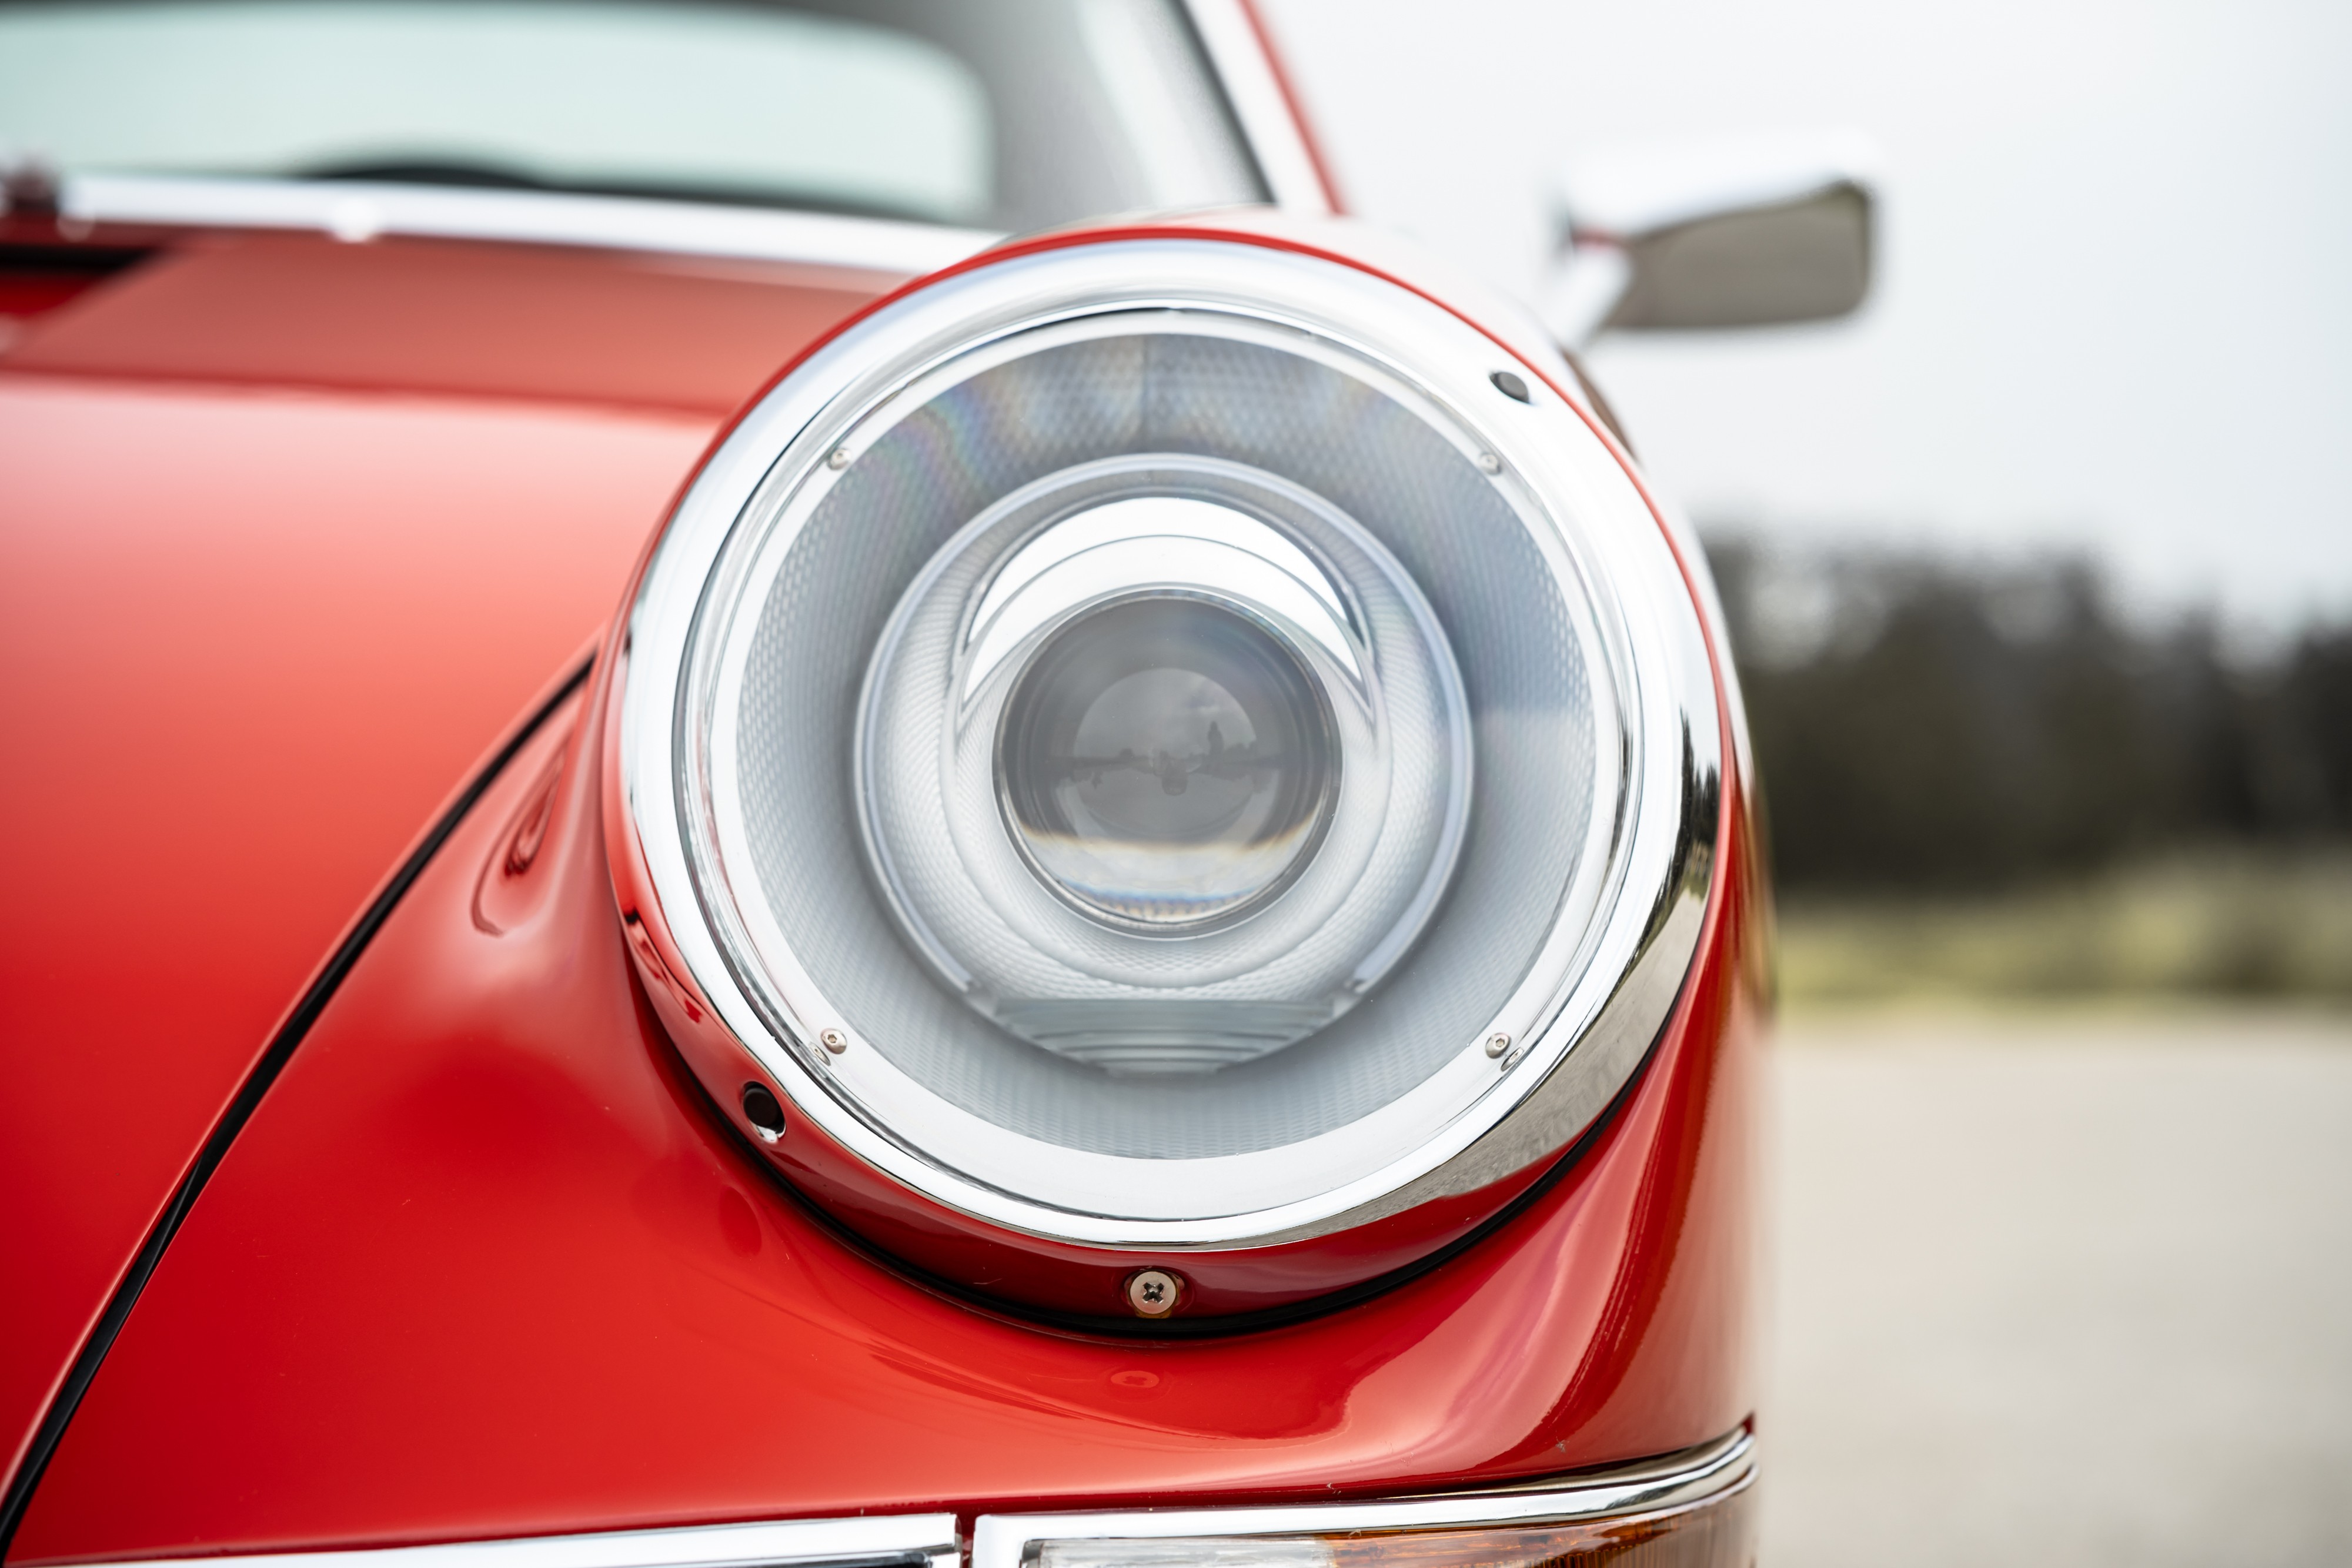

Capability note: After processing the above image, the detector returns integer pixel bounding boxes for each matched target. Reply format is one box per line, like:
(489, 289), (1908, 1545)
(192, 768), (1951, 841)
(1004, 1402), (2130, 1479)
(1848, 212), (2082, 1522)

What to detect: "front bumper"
(69, 1430), (1755, 1568)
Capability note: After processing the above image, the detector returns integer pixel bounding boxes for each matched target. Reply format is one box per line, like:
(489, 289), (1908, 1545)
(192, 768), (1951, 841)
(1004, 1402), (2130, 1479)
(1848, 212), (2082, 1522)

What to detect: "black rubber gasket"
(0, 657), (593, 1557)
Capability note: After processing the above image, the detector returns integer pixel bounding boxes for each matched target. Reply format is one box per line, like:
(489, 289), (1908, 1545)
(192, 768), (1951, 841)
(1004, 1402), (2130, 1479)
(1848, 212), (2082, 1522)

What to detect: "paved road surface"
(1763, 1011), (2352, 1567)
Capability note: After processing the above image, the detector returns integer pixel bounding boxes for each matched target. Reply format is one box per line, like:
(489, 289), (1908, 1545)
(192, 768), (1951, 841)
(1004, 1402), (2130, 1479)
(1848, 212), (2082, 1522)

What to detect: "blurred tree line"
(1704, 537), (2352, 893)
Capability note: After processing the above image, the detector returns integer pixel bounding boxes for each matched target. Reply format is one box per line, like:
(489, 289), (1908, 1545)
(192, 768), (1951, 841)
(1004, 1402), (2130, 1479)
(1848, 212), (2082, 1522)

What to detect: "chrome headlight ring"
(617, 230), (1720, 1277)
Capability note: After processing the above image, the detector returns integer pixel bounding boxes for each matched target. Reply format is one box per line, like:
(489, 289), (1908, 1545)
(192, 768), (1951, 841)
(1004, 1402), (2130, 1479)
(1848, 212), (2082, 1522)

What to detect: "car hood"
(0, 228), (900, 1493)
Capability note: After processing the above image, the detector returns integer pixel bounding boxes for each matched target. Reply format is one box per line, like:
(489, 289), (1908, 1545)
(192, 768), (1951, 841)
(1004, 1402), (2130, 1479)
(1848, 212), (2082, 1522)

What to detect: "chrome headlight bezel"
(617, 228), (1720, 1261)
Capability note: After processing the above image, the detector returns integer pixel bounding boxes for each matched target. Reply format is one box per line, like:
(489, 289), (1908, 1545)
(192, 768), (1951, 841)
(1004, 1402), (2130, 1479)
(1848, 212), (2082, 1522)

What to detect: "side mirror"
(1541, 131), (1879, 346)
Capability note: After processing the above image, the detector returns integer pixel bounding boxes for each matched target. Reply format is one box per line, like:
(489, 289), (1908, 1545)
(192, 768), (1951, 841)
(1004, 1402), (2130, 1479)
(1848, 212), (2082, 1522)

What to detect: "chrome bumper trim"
(971, 1427), (1755, 1568)
(84, 1514), (960, 1568)
(74, 1431), (1748, 1568)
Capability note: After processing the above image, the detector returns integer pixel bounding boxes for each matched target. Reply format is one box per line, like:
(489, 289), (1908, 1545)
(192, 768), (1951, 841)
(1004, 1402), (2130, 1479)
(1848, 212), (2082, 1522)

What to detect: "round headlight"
(616, 223), (1720, 1320)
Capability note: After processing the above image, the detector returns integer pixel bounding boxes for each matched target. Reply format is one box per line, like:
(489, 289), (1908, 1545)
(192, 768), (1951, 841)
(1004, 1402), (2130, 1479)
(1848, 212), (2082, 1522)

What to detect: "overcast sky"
(1260, 0), (2352, 637)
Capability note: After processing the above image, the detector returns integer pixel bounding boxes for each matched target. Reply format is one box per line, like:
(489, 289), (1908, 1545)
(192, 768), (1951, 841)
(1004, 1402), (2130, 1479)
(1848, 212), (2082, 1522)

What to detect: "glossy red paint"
(3, 196), (1768, 1562)
(0, 233), (901, 1504)
(0, 266), (119, 323)
(12, 614), (1763, 1559)
(4, 230), (900, 416)
(0, 221), (151, 325)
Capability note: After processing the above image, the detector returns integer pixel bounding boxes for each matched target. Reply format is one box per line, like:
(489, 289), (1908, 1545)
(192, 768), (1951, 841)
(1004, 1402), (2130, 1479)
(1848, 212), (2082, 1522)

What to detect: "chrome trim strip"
(61, 174), (1001, 275)
(81, 1514), (961, 1568)
(1180, 0), (1332, 214)
(971, 1428), (1754, 1568)
(56, 1435), (1748, 1568)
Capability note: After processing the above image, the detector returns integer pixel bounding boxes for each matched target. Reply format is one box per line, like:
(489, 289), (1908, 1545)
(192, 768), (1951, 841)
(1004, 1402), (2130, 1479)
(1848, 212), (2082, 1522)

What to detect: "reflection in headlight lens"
(998, 596), (1337, 930)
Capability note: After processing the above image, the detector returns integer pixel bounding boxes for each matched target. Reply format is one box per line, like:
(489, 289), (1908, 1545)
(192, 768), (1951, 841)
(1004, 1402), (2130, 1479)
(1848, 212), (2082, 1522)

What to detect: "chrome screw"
(826, 446), (851, 470)
(819, 1027), (848, 1054)
(1484, 1031), (1512, 1059)
(1477, 451), (1502, 475)
(1125, 1268), (1183, 1319)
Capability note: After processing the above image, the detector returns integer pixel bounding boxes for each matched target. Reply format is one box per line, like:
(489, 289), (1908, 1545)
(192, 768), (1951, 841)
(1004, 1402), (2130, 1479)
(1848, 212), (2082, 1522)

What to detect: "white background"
(1261, 0), (2352, 639)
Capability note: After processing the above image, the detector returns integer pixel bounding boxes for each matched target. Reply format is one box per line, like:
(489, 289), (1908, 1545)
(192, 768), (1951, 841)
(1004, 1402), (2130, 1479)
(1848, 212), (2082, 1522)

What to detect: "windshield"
(0, 0), (1268, 230)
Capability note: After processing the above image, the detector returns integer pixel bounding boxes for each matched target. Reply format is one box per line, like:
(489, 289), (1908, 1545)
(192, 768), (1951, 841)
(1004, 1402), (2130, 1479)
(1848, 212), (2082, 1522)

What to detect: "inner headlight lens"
(998, 594), (1337, 930)
(856, 462), (1472, 1075)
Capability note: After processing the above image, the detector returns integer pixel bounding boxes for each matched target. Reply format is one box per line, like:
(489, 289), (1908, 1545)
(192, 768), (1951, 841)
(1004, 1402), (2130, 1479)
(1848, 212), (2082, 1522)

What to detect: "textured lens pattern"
(1000, 597), (1337, 929)
(733, 329), (1596, 1158)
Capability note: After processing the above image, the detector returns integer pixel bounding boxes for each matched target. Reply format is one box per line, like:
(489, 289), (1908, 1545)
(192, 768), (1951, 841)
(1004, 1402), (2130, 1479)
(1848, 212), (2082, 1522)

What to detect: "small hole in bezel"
(740, 1081), (786, 1141)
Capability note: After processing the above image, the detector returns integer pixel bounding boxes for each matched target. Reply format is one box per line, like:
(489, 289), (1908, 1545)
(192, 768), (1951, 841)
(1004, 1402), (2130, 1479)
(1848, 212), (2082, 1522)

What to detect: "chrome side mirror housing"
(1542, 131), (1879, 347)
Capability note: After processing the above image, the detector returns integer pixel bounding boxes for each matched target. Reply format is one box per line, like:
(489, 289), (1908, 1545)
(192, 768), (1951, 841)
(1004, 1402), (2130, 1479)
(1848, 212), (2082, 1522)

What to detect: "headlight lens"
(856, 445), (1473, 1074)
(619, 231), (1719, 1273)
(995, 591), (1337, 932)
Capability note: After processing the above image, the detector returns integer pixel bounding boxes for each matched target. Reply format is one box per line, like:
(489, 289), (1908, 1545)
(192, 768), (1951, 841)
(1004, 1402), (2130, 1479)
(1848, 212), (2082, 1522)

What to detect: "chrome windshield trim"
(971, 1427), (1754, 1568)
(75, 1513), (961, 1568)
(61, 173), (1001, 275)
(1180, 0), (1332, 215)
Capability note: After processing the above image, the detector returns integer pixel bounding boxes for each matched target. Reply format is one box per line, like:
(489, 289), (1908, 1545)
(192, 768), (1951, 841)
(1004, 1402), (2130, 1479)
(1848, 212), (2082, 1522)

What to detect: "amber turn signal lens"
(1031, 1480), (1755, 1568)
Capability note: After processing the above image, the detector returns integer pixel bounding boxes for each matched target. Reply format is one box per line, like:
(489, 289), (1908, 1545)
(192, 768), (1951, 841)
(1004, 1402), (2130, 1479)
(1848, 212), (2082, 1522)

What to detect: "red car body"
(1, 9), (1769, 1565)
